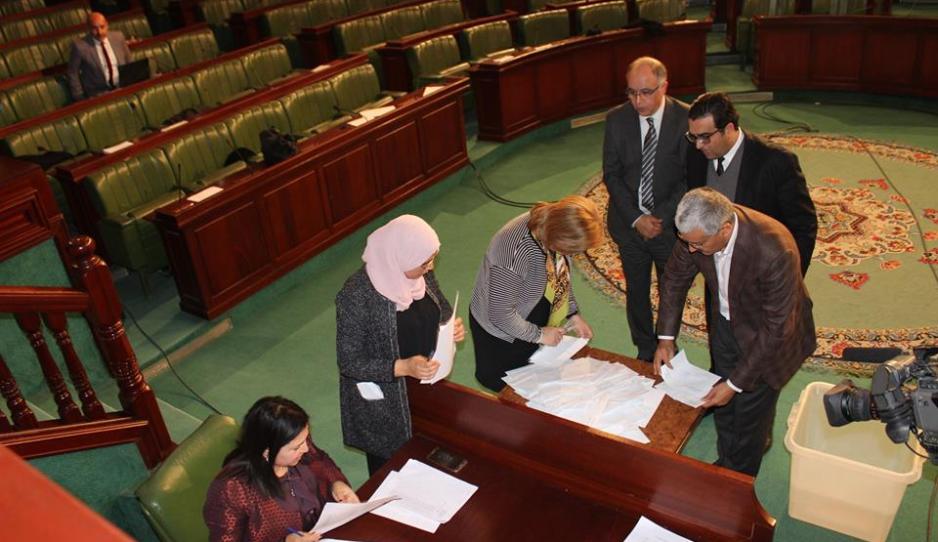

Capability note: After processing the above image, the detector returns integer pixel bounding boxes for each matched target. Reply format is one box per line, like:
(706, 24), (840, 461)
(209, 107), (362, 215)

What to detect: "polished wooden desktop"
(152, 79), (470, 319)
(329, 377), (775, 541)
(753, 15), (938, 98)
(470, 19), (710, 142)
(499, 346), (702, 453)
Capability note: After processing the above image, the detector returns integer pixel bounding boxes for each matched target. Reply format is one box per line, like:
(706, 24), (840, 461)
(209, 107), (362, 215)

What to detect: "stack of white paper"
(422, 293), (458, 384)
(528, 335), (589, 366)
(654, 350), (720, 408)
(369, 460), (478, 533)
(311, 496), (397, 533)
(359, 105), (396, 120)
(503, 356), (663, 444)
(623, 516), (693, 542)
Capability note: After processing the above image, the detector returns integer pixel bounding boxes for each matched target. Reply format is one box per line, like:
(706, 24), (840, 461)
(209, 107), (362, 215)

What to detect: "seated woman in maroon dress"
(203, 396), (360, 542)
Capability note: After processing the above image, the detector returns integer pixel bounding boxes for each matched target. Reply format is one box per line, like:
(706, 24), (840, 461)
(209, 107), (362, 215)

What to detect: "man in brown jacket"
(654, 187), (816, 476)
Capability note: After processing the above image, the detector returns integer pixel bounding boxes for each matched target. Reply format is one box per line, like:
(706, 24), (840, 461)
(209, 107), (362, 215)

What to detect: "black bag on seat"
(259, 128), (297, 166)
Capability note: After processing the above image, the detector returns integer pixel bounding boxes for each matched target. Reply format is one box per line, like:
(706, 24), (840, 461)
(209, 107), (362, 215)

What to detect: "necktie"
(100, 40), (115, 88)
(716, 157), (725, 176)
(639, 117), (657, 212)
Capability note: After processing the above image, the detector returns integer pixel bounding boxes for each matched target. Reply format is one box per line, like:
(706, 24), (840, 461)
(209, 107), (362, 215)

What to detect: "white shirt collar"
(715, 128), (745, 172)
(641, 98), (666, 128)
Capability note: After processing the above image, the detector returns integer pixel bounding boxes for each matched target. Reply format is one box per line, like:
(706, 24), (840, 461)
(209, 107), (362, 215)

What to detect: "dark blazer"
(657, 205), (816, 391)
(687, 132), (817, 274)
(66, 31), (131, 100)
(603, 96), (689, 245)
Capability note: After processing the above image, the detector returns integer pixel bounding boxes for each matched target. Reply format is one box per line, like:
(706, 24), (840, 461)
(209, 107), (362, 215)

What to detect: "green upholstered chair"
(516, 10), (569, 46)
(812, 0), (866, 13)
(136, 77), (202, 128)
(1, 42), (64, 77)
(406, 34), (469, 88)
(168, 28), (220, 69)
(575, 1), (627, 35)
(280, 80), (347, 137)
(110, 13), (153, 40)
(0, 115), (88, 158)
(345, 0), (384, 14)
(46, 6), (88, 32)
(0, 90), (17, 127)
(76, 97), (148, 151)
(306, 0), (349, 26)
(329, 62), (394, 112)
(6, 75), (70, 123)
(420, 0), (463, 29)
(192, 58), (253, 106)
(241, 42), (297, 88)
(736, 0), (794, 65)
(380, 5), (425, 40)
(261, 3), (311, 38)
(131, 40), (177, 76)
(1, 14), (52, 42)
(199, 0), (246, 24)
(0, 0), (45, 17)
(136, 415), (240, 542)
(334, 14), (386, 56)
(163, 121), (245, 187)
(50, 28), (84, 59)
(85, 148), (178, 273)
(225, 100), (293, 154)
(458, 20), (513, 62)
(0, 55), (10, 78)
(636, 0), (685, 22)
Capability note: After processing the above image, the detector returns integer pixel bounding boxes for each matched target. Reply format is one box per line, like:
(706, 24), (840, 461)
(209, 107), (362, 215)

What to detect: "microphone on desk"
(334, 104), (357, 118)
(840, 347), (905, 364)
(173, 163), (191, 202)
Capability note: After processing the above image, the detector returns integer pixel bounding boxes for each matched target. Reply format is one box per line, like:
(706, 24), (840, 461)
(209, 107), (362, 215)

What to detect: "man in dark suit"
(654, 188), (816, 476)
(685, 92), (816, 275)
(602, 56), (688, 362)
(67, 12), (132, 101)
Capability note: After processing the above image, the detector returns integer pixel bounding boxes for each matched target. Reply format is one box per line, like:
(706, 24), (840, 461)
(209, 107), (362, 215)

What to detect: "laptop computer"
(119, 58), (151, 87)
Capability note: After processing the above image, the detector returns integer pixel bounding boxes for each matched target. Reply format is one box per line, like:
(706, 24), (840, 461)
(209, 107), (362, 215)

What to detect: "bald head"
(87, 12), (108, 42)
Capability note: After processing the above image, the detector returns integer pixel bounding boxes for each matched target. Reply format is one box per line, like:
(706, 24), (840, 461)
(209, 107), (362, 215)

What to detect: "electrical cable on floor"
(123, 304), (223, 415)
(468, 159), (539, 209)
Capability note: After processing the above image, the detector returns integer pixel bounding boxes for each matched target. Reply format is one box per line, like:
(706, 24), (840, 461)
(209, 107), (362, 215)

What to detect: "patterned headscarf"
(363, 215), (440, 311)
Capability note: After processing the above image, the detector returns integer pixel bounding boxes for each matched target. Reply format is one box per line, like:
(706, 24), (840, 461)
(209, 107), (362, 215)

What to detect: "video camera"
(823, 347), (938, 464)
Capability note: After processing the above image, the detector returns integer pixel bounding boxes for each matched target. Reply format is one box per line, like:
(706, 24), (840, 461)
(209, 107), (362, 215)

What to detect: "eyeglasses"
(684, 128), (724, 144)
(682, 236), (712, 250)
(626, 84), (661, 99)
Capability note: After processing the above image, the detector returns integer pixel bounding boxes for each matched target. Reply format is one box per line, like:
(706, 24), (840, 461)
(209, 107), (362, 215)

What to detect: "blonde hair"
(528, 195), (604, 254)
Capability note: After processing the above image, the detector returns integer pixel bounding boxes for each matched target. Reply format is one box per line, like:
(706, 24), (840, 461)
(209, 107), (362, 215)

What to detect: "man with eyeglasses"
(654, 187), (816, 476)
(685, 92), (817, 275)
(602, 56), (689, 363)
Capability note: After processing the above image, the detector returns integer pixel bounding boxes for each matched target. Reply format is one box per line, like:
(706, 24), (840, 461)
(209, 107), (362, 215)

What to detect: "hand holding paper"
(422, 293), (458, 384)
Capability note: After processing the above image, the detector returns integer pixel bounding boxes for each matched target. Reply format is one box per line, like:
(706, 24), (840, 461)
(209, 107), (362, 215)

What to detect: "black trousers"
(471, 298), (549, 393)
(366, 452), (390, 476)
(710, 314), (779, 477)
(616, 229), (676, 360)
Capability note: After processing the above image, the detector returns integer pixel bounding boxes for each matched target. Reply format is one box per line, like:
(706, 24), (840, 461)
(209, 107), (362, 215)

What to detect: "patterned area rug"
(576, 134), (938, 376)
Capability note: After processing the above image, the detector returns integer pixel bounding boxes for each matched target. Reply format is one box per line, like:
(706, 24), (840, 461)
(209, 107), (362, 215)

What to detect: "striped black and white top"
(470, 212), (578, 343)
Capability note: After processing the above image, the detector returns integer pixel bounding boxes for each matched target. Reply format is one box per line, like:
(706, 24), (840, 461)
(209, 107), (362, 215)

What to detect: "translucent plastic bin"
(784, 381), (925, 542)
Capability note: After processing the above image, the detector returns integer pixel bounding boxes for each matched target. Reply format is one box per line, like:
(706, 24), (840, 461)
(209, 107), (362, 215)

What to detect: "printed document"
(655, 350), (721, 408)
(311, 496), (397, 533)
(423, 293), (458, 384)
(528, 335), (589, 365)
(369, 459), (477, 533)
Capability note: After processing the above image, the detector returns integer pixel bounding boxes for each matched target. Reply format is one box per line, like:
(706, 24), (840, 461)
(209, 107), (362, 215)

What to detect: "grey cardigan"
(335, 267), (453, 458)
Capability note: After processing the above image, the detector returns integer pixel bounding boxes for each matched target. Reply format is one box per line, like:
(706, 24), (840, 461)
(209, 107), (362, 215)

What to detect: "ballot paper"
(359, 105), (395, 120)
(347, 117), (369, 127)
(422, 85), (445, 97)
(505, 356), (664, 444)
(623, 516), (693, 542)
(528, 335), (589, 365)
(102, 140), (133, 154)
(186, 186), (223, 203)
(369, 459), (478, 533)
(422, 293), (458, 384)
(655, 350), (721, 408)
(356, 382), (384, 401)
(311, 496), (397, 534)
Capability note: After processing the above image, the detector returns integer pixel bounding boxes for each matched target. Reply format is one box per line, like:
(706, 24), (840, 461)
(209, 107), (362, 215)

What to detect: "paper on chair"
(422, 293), (458, 384)
(311, 496), (397, 534)
(528, 335), (589, 365)
(186, 186), (223, 203)
(623, 516), (693, 542)
(102, 140), (133, 154)
(422, 85), (445, 97)
(656, 350), (720, 407)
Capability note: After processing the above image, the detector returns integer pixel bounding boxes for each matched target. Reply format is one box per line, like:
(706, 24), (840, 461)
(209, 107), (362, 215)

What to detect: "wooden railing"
(0, 236), (175, 468)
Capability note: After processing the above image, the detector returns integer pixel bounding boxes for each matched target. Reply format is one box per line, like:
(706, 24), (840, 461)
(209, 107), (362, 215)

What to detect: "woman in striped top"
(469, 195), (604, 392)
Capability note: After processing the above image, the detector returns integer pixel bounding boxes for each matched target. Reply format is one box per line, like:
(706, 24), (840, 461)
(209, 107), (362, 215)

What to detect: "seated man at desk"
(67, 12), (132, 101)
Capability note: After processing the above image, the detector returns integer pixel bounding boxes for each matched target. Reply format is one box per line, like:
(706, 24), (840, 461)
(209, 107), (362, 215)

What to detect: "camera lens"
(824, 380), (874, 426)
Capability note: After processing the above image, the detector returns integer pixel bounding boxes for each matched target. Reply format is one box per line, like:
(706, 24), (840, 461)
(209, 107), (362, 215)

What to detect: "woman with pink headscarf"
(335, 215), (464, 475)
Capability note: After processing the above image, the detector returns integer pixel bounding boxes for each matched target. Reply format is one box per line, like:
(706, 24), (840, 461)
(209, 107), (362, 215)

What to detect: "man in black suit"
(67, 12), (132, 101)
(603, 57), (688, 362)
(685, 92), (817, 275)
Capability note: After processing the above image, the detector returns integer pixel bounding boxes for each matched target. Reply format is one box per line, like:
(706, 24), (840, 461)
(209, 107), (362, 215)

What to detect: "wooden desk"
(329, 379), (775, 541)
(470, 19), (710, 142)
(153, 79), (470, 319)
(499, 346), (702, 453)
(753, 15), (938, 98)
